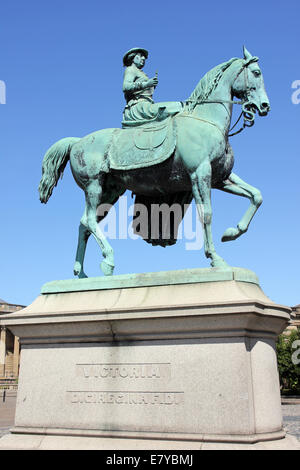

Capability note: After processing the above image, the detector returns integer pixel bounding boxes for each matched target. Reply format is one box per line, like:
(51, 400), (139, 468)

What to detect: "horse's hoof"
(74, 262), (81, 276)
(221, 227), (240, 242)
(101, 260), (114, 276)
(78, 271), (88, 279)
(74, 262), (88, 278)
(211, 256), (229, 269)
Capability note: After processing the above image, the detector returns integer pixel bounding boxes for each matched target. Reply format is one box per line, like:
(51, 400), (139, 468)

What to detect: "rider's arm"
(123, 68), (148, 93)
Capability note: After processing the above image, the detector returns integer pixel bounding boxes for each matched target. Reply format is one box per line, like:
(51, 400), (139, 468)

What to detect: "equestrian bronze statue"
(39, 46), (270, 278)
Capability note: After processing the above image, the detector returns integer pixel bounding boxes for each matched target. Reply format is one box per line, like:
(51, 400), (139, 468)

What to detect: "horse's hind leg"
(79, 177), (115, 276)
(74, 219), (90, 278)
(219, 172), (263, 242)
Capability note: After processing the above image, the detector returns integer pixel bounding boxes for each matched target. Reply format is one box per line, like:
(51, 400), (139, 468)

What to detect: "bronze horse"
(39, 47), (270, 278)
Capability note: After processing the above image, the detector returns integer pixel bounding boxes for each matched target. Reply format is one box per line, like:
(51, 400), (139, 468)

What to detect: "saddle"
(108, 118), (176, 171)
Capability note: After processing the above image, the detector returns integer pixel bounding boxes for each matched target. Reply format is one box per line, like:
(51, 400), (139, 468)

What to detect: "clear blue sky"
(0, 0), (299, 308)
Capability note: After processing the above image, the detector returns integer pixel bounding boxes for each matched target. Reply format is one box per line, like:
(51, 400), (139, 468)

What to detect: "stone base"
(0, 432), (299, 450)
(0, 268), (293, 450)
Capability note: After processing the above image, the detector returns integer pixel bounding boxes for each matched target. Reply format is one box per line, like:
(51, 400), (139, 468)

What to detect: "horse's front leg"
(220, 172), (263, 242)
(191, 163), (229, 268)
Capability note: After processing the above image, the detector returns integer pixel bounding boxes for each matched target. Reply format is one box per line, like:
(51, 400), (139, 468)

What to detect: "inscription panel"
(68, 391), (184, 405)
(71, 362), (184, 407)
(76, 362), (171, 379)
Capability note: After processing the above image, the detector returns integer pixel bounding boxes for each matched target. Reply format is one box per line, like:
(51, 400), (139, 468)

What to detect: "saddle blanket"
(108, 118), (176, 171)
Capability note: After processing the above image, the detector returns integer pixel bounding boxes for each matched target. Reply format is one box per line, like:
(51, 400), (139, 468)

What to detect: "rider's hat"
(123, 48), (148, 66)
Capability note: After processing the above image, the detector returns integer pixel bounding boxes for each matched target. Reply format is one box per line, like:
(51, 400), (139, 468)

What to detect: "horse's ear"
(243, 46), (253, 61)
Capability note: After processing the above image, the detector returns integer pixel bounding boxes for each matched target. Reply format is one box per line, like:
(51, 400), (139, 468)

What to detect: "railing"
(0, 380), (18, 403)
(0, 304), (24, 312)
(0, 378), (18, 390)
(0, 379), (18, 402)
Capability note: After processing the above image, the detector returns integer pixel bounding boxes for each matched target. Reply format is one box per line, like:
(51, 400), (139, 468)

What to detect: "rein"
(185, 64), (257, 138)
(177, 114), (226, 138)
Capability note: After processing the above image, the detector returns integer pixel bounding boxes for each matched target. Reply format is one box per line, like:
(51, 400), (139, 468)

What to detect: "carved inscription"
(70, 362), (184, 406)
(68, 391), (184, 405)
(76, 363), (171, 379)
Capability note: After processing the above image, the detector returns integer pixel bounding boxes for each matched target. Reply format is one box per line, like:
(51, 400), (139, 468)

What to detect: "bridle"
(184, 60), (258, 138)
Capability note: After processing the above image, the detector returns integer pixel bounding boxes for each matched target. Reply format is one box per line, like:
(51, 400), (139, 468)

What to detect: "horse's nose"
(261, 102), (270, 112)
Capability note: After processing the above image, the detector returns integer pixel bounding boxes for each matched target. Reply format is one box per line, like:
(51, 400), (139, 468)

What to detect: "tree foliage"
(276, 329), (300, 394)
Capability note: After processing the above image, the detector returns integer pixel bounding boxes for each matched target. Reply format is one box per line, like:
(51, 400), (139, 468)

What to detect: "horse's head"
(232, 47), (270, 118)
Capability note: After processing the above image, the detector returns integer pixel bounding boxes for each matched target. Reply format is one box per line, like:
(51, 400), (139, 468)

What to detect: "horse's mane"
(188, 57), (242, 108)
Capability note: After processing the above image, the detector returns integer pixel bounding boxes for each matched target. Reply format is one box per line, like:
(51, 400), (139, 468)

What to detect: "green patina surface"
(39, 47), (270, 278)
(41, 267), (259, 295)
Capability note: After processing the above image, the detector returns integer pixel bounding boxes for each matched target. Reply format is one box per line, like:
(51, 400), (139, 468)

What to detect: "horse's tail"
(39, 137), (80, 203)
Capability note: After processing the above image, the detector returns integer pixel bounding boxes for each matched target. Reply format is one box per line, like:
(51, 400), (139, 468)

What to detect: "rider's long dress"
(122, 64), (182, 128)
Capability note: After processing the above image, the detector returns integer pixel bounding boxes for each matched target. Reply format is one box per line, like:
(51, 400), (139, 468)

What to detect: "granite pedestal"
(0, 268), (298, 450)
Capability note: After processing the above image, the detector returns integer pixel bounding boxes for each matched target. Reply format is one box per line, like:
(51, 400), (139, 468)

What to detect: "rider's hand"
(145, 77), (158, 88)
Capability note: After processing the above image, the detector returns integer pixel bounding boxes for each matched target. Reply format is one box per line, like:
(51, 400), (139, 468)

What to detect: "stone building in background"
(289, 304), (300, 332)
(283, 304), (300, 335)
(0, 299), (25, 379)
